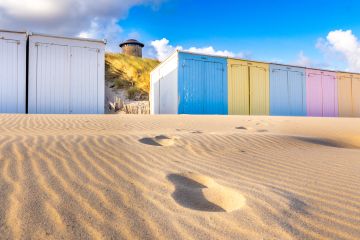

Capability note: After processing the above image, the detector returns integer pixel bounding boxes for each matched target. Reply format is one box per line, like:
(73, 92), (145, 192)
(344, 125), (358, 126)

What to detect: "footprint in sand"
(167, 172), (246, 212)
(236, 126), (255, 131)
(236, 126), (268, 133)
(139, 135), (177, 147)
(256, 122), (269, 127)
(176, 129), (203, 134)
(191, 130), (203, 134)
(256, 129), (268, 133)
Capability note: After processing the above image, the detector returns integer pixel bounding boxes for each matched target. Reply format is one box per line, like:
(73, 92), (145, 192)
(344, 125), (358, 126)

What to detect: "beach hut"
(228, 59), (269, 115)
(337, 72), (360, 117)
(28, 33), (105, 114)
(0, 29), (27, 113)
(269, 64), (306, 116)
(306, 69), (338, 117)
(150, 50), (228, 114)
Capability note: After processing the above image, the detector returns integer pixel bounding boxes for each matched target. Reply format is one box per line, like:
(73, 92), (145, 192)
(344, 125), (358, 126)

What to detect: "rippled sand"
(0, 114), (359, 240)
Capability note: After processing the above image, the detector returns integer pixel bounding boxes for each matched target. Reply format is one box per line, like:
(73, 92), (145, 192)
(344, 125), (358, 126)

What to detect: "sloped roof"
(120, 39), (144, 48)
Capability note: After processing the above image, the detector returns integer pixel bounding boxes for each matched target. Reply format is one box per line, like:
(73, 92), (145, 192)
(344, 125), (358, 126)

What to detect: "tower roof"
(119, 39), (144, 48)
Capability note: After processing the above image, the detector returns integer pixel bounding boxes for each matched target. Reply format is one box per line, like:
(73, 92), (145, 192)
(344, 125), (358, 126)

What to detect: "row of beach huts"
(1, 28), (359, 117)
(0, 29), (105, 114)
(150, 50), (360, 117)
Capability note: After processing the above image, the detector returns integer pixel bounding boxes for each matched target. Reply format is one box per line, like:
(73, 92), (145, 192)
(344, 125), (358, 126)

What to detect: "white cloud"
(150, 38), (247, 61)
(316, 30), (360, 71)
(78, 18), (123, 51)
(295, 51), (312, 67)
(150, 38), (183, 61)
(0, 0), (162, 51)
(187, 47), (236, 58)
(0, 0), (67, 19)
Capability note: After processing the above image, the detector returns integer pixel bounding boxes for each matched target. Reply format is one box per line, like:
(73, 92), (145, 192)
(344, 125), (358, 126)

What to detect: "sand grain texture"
(0, 115), (359, 240)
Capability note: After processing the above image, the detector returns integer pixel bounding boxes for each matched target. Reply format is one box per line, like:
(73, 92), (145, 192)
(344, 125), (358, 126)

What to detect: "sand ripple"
(0, 115), (359, 239)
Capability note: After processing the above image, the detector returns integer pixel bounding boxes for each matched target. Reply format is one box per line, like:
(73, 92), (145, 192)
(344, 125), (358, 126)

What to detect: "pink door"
(322, 74), (338, 117)
(306, 69), (338, 117)
(307, 71), (323, 116)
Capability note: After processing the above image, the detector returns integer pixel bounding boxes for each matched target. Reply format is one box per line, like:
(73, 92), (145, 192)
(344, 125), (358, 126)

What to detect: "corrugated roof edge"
(227, 56), (360, 75)
(0, 29), (27, 34)
(150, 49), (179, 73)
(177, 50), (231, 59)
(335, 71), (360, 75)
(152, 49), (360, 75)
(29, 32), (106, 44)
(150, 49), (232, 73)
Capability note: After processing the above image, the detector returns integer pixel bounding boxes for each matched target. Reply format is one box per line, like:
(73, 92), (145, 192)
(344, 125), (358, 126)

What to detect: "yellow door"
(228, 59), (249, 115)
(337, 73), (353, 117)
(353, 74), (360, 117)
(249, 62), (269, 115)
(228, 59), (269, 115)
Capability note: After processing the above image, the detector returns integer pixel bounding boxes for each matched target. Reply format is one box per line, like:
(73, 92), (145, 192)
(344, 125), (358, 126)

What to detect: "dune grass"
(105, 53), (159, 100)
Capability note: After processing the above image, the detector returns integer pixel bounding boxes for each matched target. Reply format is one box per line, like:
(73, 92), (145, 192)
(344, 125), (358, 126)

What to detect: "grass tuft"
(105, 53), (159, 100)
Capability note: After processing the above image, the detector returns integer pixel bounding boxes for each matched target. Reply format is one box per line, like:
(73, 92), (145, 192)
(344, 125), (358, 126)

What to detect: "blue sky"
(119, 0), (360, 71)
(1, 0), (360, 71)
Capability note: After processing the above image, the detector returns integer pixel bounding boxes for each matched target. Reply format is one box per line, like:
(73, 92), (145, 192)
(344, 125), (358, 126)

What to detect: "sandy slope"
(0, 115), (359, 240)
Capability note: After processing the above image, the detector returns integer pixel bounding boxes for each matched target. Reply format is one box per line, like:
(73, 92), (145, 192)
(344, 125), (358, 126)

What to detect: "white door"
(35, 43), (70, 113)
(150, 69), (160, 114)
(0, 38), (25, 113)
(70, 47), (99, 114)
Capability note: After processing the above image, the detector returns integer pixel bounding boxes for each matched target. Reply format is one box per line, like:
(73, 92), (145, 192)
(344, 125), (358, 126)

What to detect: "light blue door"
(182, 59), (203, 114)
(288, 70), (306, 116)
(178, 52), (227, 114)
(270, 68), (289, 115)
(270, 64), (306, 116)
(204, 61), (226, 114)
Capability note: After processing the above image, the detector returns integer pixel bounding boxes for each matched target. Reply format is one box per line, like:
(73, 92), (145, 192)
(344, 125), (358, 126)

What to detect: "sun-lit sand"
(0, 114), (359, 239)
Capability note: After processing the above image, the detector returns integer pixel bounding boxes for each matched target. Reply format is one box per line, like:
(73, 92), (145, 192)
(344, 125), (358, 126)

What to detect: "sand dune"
(0, 114), (359, 239)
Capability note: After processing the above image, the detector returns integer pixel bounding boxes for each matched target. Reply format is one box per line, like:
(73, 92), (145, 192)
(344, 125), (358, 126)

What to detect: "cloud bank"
(150, 38), (248, 61)
(0, 0), (162, 50)
(151, 31), (360, 73)
(294, 51), (311, 67)
(1, 1), (359, 72)
(317, 30), (360, 71)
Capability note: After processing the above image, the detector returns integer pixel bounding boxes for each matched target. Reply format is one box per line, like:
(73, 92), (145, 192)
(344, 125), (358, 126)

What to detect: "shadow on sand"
(167, 174), (225, 212)
(291, 136), (351, 149)
(139, 135), (172, 147)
